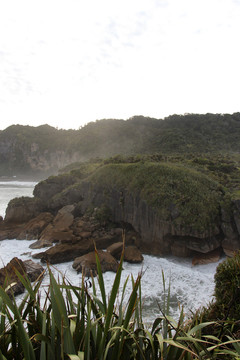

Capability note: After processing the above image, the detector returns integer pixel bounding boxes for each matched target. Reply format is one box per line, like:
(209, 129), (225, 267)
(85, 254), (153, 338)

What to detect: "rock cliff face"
(2, 161), (240, 261)
(0, 125), (79, 177)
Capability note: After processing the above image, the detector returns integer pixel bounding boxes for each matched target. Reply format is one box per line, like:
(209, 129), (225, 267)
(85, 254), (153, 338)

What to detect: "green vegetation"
(69, 160), (224, 234)
(1, 250), (240, 359)
(33, 153), (239, 235)
(1, 112), (240, 176)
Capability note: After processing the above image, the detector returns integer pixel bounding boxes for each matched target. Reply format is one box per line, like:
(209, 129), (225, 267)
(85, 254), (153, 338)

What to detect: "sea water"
(0, 181), (223, 324)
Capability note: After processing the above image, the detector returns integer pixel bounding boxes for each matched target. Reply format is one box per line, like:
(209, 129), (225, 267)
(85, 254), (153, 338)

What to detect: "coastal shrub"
(214, 251), (240, 321)
(190, 252), (240, 344)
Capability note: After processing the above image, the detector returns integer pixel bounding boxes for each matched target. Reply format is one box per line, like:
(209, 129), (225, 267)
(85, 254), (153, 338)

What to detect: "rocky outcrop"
(33, 240), (94, 264)
(4, 197), (45, 224)
(0, 257), (44, 296)
(17, 212), (54, 240)
(0, 124), (80, 177)
(1, 160), (240, 265)
(72, 250), (119, 277)
(32, 232), (126, 265)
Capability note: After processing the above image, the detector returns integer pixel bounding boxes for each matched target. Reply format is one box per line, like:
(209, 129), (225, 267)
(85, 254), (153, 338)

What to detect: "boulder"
(107, 242), (123, 260)
(0, 257), (44, 296)
(33, 239), (95, 264)
(72, 250), (119, 277)
(29, 238), (53, 249)
(124, 246), (143, 263)
(17, 212), (54, 240)
(36, 227), (76, 248)
(192, 248), (222, 266)
(52, 205), (75, 231)
(22, 259), (44, 282)
(32, 206), (76, 248)
(94, 235), (121, 249)
(0, 257), (26, 295)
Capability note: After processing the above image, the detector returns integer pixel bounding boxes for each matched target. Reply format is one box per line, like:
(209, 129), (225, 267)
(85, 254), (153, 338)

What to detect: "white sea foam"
(0, 181), (224, 324)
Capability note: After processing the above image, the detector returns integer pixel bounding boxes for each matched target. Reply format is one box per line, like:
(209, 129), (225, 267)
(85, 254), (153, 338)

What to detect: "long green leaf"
(95, 248), (107, 312)
(49, 267), (76, 355)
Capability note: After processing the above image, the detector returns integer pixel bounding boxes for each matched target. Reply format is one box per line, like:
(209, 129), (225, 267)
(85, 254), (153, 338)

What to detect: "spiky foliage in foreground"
(0, 252), (240, 359)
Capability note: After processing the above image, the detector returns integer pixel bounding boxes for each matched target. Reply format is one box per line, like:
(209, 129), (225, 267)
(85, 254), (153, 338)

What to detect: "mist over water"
(0, 181), (224, 323)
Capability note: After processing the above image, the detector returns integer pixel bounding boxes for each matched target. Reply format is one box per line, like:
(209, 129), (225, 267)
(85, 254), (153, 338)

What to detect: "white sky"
(0, 0), (240, 130)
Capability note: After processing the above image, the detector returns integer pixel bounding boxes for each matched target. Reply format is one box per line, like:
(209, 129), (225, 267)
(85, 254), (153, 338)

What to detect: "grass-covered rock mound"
(86, 161), (224, 235)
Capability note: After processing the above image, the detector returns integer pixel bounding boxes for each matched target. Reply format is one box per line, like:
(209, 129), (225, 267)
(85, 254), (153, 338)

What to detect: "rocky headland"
(1, 157), (240, 272)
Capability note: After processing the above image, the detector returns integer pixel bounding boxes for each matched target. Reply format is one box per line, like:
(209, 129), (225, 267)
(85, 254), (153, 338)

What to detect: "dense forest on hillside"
(0, 112), (240, 177)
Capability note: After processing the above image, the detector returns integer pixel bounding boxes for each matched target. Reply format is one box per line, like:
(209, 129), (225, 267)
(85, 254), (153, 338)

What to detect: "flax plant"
(0, 250), (240, 359)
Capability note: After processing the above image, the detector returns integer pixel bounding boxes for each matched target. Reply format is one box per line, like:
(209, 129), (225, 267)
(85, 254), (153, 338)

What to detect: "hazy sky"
(0, 0), (240, 130)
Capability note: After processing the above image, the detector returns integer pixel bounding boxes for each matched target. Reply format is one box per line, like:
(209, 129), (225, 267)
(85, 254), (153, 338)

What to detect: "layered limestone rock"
(1, 161), (240, 264)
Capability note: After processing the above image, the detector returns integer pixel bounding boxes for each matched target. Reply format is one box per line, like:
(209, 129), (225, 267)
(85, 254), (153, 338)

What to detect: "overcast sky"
(0, 0), (240, 130)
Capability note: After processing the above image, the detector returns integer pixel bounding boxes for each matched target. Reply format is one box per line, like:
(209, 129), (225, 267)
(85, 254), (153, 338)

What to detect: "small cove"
(0, 180), (224, 324)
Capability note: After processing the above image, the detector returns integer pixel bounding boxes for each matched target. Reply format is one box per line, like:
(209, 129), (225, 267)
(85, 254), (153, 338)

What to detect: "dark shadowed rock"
(186, 236), (221, 254)
(94, 234), (121, 249)
(33, 240), (95, 264)
(72, 250), (119, 276)
(107, 242), (123, 260)
(171, 240), (192, 257)
(192, 248), (222, 265)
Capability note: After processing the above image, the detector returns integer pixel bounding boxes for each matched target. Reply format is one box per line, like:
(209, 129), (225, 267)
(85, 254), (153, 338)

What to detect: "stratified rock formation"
(0, 158), (240, 265)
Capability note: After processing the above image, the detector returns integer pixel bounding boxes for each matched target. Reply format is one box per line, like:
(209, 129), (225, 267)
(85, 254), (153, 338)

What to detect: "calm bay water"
(0, 180), (223, 324)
